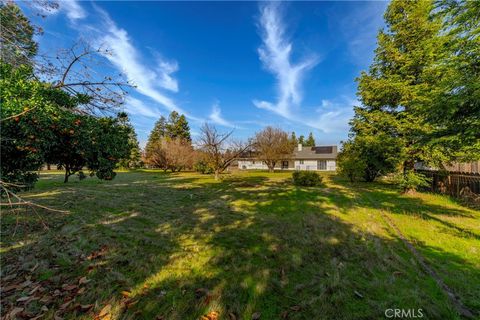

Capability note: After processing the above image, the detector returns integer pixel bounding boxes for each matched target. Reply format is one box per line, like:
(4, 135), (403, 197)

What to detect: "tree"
(337, 141), (366, 182)
(0, 2), (38, 67)
(298, 135), (305, 145)
(424, 0), (480, 161)
(355, 0), (443, 187)
(117, 113), (142, 169)
(290, 132), (297, 145)
(338, 135), (402, 182)
(305, 132), (315, 147)
(254, 127), (293, 172)
(197, 123), (250, 180)
(166, 111), (191, 141)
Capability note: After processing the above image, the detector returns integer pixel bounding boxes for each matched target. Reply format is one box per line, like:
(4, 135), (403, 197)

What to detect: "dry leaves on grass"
(201, 310), (219, 320)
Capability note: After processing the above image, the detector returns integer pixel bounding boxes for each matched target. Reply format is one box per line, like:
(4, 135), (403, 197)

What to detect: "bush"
(395, 171), (431, 193)
(292, 171), (322, 186)
(194, 160), (214, 174)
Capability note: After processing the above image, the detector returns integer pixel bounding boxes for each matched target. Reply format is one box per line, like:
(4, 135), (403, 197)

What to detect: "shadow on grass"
(1, 171), (479, 319)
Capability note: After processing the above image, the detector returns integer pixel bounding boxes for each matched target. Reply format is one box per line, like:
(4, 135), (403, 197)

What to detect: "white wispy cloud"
(94, 8), (182, 113)
(124, 96), (161, 118)
(209, 102), (235, 128)
(61, 0), (87, 21)
(253, 2), (318, 118)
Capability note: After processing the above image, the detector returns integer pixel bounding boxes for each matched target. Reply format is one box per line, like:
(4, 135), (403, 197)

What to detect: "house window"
(317, 160), (327, 170)
(299, 160), (304, 165)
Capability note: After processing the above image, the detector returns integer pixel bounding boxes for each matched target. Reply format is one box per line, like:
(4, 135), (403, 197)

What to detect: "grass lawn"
(1, 170), (479, 319)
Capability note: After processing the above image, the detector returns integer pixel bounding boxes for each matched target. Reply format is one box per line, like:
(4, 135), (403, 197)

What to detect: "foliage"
(292, 170), (323, 186)
(0, 2), (38, 67)
(395, 171), (431, 193)
(0, 63), (65, 188)
(0, 63), (133, 185)
(337, 141), (366, 182)
(298, 135), (305, 145)
(254, 126), (293, 172)
(424, 0), (480, 161)
(117, 113), (142, 169)
(145, 111), (192, 165)
(166, 111), (191, 141)
(353, 0), (445, 183)
(194, 159), (214, 174)
(304, 132), (315, 147)
(289, 131), (297, 145)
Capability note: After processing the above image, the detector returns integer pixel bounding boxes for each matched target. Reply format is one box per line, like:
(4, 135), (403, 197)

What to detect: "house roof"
(293, 145), (338, 159)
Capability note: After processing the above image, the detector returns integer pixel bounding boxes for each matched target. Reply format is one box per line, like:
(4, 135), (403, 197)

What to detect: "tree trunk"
(64, 165), (70, 183)
(47, 163), (51, 170)
(214, 169), (220, 180)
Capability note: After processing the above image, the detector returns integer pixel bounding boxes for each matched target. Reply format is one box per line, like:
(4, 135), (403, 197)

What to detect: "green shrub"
(292, 170), (322, 186)
(194, 160), (214, 174)
(395, 171), (431, 193)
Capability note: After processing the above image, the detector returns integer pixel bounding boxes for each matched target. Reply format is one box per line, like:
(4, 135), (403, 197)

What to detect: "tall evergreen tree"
(0, 3), (38, 67)
(425, 0), (480, 161)
(305, 132), (316, 146)
(166, 111), (191, 141)
(290, 132), (297, 145)
(298, 135), (305, 145)
(355, 0), (443, 180)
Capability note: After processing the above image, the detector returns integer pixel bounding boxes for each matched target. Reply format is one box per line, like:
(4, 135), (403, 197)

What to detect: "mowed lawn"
(1, 171), (479, 319)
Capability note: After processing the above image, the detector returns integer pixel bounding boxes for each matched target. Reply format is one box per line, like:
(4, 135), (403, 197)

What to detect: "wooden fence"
(416, 170), (480, 200)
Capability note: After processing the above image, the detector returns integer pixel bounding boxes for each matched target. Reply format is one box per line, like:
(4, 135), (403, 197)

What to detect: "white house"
(238, 144), (337, 171)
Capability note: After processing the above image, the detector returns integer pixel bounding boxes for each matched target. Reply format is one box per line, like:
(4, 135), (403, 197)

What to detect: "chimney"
(298, 143), (302, 151)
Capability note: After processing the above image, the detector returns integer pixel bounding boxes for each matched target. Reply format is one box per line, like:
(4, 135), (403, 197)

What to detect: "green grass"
(1, 170), (479, 319)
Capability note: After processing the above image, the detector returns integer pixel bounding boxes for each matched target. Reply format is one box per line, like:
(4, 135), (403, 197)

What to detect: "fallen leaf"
(393, 271), (403, 277)
(4, 273), (17, 281)
(2, 284), (19, 292)
(290, 305), (301, 311)
(41, 306), (49, 312)
(98, 304), (112, 318)
(60, 300), (72, 310)
(17, 296), (31, 302)
(29, 285), (42, 295)
(80, 304), (94, 311)
(201, 311), (219, 320)
(62, 284), (78, 291)
(78, 277), (89, 285)
(9, 307), (24, 318)
(252, 312), (261, 320)
(228, 312), (237, 320)
(354, 290), (364, 299)
(54, 315), (63, 320)
(77, 287), (86, 295)
(30, 263), (39, 272)
(125, 300), (138, 308)
(121, 290), (131, 298)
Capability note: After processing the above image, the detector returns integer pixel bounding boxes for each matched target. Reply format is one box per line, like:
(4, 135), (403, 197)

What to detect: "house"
(238, 144), (337, 171)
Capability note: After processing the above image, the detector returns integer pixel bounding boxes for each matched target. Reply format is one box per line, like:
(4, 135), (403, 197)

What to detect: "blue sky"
(22, 1), (388, 147)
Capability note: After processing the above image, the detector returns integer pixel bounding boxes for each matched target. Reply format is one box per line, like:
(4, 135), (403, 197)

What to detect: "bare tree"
(38, 41), (132, 114)
(145, 138), (195, 172)
(197, 123), (251, 180)
(254, 126), (294, 172)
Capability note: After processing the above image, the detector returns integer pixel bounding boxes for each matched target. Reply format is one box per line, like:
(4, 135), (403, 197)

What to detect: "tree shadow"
(1, 171), (479, 319)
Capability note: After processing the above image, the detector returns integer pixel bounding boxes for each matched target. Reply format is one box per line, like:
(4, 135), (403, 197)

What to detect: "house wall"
(239, 159), (336, 171)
